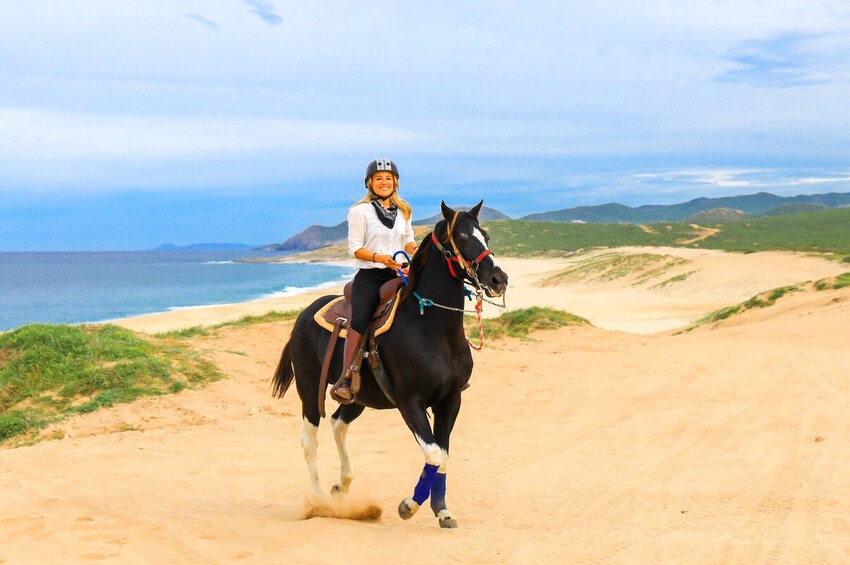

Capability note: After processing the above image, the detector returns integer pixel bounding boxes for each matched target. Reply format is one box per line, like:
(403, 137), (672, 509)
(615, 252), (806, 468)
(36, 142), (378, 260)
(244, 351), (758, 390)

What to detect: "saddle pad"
(313, 292), (403, 339)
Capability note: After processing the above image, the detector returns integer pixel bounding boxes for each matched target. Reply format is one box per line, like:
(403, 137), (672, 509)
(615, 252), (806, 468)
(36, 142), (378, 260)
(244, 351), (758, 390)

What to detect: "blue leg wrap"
(430, 472), (447, 513)
(412, 463), (440, 505)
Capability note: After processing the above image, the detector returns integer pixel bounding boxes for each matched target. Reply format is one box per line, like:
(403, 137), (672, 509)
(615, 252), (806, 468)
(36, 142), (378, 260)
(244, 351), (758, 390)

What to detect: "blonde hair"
(354, 176), (412, 220)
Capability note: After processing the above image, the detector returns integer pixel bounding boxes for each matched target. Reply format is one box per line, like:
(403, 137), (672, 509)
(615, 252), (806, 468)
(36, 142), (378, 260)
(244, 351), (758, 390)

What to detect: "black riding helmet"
(364, 158), (399, 188)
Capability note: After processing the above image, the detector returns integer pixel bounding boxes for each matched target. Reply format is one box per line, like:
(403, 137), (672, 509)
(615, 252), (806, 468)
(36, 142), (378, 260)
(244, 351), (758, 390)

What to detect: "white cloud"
(1, 2), (849, 199)
(0, 108), (422, 160)
(788, 174), (850, 185)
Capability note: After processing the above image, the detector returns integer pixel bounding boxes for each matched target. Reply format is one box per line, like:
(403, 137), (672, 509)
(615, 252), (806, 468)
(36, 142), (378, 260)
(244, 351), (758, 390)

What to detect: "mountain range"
(247, 191), (850, 252)
(521, 191), (850, 223)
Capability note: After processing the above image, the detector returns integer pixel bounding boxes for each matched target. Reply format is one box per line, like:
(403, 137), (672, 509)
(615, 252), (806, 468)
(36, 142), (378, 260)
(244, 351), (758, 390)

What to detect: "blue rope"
(392, 249), (471, 314)
(413, 291), (432, 315)
(393, 250), (412, 286)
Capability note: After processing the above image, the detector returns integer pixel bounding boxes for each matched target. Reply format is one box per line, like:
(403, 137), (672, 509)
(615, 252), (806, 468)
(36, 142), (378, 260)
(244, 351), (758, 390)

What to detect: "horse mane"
(399, 220), (447, 302)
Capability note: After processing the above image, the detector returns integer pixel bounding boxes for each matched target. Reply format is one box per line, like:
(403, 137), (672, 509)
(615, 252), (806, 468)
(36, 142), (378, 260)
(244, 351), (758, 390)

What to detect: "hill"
(694, 207), (850, 255)
(484, 206), (850, 257)
(266, 191), (850, 253)
(685, 208), (749, 223)
(263, 222), (347, 252)
(521, 191), (850, 223)
(761, 202), (828, 216)
(412, 205), (511, 226)
(271, 206), (510, 251)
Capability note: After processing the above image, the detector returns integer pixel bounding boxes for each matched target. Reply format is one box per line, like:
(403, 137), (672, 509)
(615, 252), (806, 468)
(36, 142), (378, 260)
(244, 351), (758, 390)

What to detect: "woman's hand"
(375, 254), (402, 270)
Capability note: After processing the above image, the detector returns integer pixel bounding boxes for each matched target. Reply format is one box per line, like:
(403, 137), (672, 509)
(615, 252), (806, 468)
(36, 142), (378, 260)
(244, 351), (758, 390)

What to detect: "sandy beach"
(3, 248), (850, 564)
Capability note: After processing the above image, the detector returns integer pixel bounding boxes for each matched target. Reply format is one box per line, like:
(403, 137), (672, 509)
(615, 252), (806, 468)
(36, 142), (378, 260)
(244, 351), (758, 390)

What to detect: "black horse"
(271, 201), (508, 528)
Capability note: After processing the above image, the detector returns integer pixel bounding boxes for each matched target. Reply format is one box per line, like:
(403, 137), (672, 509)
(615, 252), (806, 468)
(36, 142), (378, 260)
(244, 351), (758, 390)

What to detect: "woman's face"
(370, 171), (396, 200)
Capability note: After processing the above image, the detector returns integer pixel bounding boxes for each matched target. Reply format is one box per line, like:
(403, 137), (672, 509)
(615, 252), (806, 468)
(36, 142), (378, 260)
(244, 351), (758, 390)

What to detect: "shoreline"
(4, 249), (850, 562)
(109, 248), (847, 335)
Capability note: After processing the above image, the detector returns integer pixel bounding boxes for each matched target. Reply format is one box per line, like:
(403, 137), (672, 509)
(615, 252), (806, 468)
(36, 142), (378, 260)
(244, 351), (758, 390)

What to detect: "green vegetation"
(0, 324), (223, 444)
(484, 220), (695, 256)
(680, 284), (805, 332)
(691, 207), (850, 255)
(156, 309), (301, 339)
(649, 270), (698, 290)
(467, 307), (590, 340)
(762, 202), (828, 216)
(815, 272), (850, 291)
(484, 207), (850, 257)
(538, 252), (689, 286)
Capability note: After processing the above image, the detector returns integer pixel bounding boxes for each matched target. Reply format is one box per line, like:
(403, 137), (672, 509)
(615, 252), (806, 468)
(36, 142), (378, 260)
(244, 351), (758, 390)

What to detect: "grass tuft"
(835, 273), (850, 290)
(469, 307), (590, 340)
(0, 323), (223, 444)
(155, 309), (302, 339)
(681, 284), (804, 333)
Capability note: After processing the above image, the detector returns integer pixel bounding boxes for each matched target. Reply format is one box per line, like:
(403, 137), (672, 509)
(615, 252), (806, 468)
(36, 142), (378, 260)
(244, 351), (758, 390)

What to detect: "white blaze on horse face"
(472, 227), (500, 269)
(415, 435), (444, 467)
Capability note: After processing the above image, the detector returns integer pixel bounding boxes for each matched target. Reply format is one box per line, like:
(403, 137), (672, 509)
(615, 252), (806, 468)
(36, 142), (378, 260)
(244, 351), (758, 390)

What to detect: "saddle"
(313, 278), (404, 416)
(313, 278), (404, 339)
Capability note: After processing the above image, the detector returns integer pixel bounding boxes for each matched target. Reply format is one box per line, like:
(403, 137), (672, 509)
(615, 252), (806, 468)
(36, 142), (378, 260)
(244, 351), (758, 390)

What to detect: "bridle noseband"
(430, 212), (493, 289)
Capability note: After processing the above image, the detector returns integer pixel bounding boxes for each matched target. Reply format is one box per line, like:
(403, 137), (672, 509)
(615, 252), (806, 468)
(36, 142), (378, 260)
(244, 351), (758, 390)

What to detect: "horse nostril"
(491, 271), (508, 288)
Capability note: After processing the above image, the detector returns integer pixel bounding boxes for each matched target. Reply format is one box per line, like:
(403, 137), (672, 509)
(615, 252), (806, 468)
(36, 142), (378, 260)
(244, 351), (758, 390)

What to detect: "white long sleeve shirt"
(347, 202), (415, 270)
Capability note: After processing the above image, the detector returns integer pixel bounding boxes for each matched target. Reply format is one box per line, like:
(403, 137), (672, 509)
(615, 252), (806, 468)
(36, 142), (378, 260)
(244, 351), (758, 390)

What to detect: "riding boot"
(331, 328), (363, 404)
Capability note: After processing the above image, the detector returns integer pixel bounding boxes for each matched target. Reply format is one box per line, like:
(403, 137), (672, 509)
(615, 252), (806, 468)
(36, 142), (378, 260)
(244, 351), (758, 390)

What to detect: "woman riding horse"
(272, 196), (508, 528)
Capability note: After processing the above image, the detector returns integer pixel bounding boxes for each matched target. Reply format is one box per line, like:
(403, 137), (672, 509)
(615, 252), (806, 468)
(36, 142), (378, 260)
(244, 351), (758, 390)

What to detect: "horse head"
(439, 200), (509, 298)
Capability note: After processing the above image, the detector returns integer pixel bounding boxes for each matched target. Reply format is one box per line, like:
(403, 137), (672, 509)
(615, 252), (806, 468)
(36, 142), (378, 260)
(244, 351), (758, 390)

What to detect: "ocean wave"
(260, 273), (353, 300)
(159, 273), (354, 314)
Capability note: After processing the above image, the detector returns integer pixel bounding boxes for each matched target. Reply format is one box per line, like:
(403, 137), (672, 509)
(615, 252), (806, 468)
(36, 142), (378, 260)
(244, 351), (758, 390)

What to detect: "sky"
(1, 1), (850, 250)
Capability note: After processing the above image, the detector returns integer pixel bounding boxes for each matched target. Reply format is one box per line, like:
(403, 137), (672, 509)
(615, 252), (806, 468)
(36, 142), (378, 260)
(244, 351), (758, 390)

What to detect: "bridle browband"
(430, 212), (493, 288)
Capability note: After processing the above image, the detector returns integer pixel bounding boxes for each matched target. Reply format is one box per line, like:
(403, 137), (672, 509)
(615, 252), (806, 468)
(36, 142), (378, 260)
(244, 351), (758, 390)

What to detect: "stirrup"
(331, 377), (354, 405)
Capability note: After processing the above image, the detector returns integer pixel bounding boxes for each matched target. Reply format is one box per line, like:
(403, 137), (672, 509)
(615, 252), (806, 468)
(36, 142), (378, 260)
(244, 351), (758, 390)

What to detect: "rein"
(393, 212), (501, 350)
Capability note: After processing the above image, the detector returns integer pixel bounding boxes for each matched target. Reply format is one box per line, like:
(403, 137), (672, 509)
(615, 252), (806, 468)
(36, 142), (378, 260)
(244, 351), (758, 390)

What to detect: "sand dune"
(2, 248), (849, 564)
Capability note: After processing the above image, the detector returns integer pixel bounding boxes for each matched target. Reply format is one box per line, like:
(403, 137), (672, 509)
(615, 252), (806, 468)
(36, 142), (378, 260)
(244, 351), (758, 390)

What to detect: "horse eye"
(458, 233), (470, 242)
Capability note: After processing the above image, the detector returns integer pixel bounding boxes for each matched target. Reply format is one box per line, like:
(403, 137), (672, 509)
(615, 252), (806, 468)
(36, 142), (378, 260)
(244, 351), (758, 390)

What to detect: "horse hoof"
(437, 509), (457, 528)
(398, 497), (420, 520)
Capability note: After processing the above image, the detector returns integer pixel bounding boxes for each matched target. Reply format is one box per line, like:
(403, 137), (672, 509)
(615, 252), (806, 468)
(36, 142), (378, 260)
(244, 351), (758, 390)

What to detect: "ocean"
(0, 251), (354, 331)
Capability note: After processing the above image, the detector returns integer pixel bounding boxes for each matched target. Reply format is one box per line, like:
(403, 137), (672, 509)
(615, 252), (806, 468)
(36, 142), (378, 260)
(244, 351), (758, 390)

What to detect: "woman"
(332, 158), (417, 403)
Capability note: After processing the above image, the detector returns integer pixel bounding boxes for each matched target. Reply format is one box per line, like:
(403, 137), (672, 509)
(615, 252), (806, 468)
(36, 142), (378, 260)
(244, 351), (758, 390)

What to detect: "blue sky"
(1, 1), (849, 250)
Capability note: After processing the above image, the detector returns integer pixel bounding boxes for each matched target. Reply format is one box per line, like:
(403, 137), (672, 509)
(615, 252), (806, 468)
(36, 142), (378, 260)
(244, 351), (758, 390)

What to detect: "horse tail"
(271, 340), (295, 398)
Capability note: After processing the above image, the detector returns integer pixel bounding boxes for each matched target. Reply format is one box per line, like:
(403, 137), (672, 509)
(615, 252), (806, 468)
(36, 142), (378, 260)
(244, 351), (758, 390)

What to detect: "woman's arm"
(404, 241), (417, 257)
(353, 247), (403, 269)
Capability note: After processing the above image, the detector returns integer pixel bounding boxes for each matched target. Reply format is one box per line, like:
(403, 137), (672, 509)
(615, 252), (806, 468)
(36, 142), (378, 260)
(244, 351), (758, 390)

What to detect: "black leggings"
(350, 268), (397, 334)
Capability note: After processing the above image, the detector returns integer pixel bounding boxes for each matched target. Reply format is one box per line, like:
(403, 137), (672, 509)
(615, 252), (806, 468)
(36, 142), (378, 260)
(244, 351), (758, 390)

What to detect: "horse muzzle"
(482, 266), (508, 298)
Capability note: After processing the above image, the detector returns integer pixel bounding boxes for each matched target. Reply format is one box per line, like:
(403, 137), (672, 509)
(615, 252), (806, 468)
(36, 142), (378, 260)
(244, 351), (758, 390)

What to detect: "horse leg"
(397, 401), (443, 521)
(430, 393), (462, 528)
(291, 329), (327, 501)
(330, 403), (365, 496)
(300, 415), (325, 501)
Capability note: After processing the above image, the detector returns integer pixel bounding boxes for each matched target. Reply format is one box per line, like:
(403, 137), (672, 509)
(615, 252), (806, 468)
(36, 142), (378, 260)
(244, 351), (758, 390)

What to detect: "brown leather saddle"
(313, 278), (404, 417)
(313, 278), (404, 338)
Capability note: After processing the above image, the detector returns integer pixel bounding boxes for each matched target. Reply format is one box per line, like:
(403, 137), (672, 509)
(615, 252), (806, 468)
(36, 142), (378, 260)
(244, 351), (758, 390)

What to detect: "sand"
(2, 248), (849, 564)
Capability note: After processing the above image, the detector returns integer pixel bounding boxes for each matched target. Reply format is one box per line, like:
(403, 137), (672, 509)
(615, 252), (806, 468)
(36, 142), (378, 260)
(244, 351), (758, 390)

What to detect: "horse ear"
(441, 201), (456, 221)
(468, 200), (484, 220)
